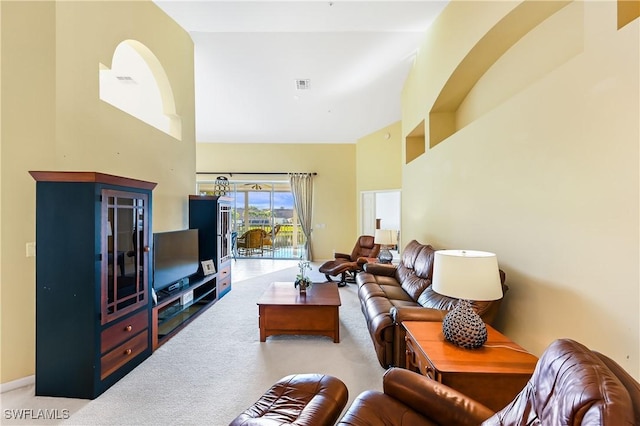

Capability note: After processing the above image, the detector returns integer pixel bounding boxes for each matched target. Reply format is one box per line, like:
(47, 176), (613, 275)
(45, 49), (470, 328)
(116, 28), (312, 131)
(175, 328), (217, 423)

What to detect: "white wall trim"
(1, 375), (35, 393)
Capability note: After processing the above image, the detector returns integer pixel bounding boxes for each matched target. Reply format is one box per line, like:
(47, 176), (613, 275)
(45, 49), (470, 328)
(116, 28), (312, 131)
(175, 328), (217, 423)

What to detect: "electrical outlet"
(26, 242), (36, 257)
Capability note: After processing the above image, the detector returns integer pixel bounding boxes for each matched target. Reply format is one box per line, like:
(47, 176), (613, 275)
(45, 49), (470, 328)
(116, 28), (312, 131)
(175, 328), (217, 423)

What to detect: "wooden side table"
(403, 321), (538, 411)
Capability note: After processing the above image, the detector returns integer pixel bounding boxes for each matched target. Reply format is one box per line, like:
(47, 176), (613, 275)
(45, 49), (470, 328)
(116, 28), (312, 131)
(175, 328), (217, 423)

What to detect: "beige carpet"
(1, 265), (385, 425)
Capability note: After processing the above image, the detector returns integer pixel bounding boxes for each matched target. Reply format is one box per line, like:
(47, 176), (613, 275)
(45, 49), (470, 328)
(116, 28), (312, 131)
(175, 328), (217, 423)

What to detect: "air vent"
(116, 76), (137, 84)
(295, 79), (311, 90)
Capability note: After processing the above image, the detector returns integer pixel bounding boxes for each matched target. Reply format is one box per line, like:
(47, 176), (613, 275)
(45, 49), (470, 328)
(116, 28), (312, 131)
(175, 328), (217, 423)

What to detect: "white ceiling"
(153, 1), (448, 143)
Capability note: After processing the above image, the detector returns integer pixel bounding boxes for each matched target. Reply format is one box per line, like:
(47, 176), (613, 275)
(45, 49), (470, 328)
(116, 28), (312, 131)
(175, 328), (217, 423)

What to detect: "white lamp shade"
(374, 229), (397, 245)
(432, 250), (503, 301)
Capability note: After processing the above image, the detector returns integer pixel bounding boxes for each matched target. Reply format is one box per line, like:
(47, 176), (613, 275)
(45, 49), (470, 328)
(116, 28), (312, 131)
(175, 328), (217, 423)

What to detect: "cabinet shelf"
(152, 274), (217, 349)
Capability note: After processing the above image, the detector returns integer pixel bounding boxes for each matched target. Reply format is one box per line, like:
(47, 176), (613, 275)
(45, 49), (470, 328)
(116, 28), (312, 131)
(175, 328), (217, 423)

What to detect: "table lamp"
(431, 249), (503, 349)
(374, 229), (397, 264)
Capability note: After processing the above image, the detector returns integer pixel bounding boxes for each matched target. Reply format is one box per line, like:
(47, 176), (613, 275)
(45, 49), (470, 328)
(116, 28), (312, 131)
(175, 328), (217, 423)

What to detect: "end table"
(403, 321), (538, 411)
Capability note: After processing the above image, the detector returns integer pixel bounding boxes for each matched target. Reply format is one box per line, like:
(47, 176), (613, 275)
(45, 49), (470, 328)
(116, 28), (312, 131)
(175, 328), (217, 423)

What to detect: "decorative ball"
(442, 300), (487, 349)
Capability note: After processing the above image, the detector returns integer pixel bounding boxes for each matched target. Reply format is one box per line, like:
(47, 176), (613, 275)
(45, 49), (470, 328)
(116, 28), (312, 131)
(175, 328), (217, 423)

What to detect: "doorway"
(361, 189), (401, 251)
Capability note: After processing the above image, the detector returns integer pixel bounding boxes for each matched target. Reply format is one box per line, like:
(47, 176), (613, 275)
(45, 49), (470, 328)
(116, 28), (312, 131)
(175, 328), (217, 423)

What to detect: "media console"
(151, 274), (217, 350)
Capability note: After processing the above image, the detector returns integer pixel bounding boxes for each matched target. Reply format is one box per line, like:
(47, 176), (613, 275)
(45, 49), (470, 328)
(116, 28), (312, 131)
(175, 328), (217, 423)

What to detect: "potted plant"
(294, 258), (312, 295)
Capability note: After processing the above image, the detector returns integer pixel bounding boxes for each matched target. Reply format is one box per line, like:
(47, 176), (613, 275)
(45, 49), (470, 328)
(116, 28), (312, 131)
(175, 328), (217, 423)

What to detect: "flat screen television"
(153, 229), (200, 293)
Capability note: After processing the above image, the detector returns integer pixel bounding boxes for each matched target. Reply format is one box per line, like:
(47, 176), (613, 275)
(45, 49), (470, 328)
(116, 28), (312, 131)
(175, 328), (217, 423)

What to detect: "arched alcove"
(428, 0), (572, 148)
(99, 40), (182, 140)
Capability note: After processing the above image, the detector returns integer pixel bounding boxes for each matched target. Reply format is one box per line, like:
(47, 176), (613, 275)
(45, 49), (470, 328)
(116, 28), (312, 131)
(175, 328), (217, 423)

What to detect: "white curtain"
(289, 173), (314, 261)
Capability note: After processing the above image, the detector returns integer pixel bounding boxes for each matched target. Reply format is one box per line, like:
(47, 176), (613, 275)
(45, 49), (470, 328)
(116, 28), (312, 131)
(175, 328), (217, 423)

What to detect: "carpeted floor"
(1, 265), (385, 425)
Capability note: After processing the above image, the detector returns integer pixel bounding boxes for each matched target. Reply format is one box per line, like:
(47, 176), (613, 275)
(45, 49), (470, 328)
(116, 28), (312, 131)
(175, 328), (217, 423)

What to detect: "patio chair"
(237, 228), (266, 256)
(262, 224), (282, 251)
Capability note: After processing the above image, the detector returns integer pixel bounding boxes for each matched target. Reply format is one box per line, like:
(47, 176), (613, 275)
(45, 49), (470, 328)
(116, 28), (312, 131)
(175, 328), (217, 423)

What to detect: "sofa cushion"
(416, 286), (459, 311)
(413, 245), (436, 279)
(381, 285), (417, 304)
(400, 273), (431, 301)
(399, 240), (425, 270)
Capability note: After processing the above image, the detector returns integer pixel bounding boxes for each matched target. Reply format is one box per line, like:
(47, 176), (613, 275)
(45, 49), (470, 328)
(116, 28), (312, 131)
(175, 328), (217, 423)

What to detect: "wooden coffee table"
(403, 321), (538, 411)
(257, 282), (341, 343)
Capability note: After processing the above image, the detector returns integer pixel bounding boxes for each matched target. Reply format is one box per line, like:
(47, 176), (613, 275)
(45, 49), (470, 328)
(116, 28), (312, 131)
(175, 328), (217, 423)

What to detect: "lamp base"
(442, 299), (487, 349)
(377, 248), (393, 264)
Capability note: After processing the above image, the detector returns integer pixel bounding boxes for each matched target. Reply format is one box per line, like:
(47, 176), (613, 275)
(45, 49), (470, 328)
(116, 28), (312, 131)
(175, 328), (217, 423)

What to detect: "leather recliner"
(337, 339), (640, 426)
(319, 235), (380, 286)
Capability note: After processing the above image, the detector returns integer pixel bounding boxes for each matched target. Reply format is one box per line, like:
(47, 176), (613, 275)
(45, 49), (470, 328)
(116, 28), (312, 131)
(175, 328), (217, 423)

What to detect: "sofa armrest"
(383, 368), (495, 425)
(391, 306), (448, 324)
(334, 252), (351, 260)
(363, 263), (396, 277)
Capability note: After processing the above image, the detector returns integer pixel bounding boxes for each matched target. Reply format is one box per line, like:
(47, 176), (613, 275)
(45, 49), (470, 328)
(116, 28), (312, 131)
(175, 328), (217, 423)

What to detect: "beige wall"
(196, 143), (356, 261)
(1, 1), (195, 384)
(402, 0), (639, 377)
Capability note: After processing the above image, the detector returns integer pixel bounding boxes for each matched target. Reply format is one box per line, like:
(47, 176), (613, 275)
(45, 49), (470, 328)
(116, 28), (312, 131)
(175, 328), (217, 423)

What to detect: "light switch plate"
(26, 242), (36, 257)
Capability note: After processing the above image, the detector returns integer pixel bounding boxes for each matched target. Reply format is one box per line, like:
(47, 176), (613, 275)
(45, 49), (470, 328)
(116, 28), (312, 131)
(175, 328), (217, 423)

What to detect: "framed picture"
(201, 259), (216, 276)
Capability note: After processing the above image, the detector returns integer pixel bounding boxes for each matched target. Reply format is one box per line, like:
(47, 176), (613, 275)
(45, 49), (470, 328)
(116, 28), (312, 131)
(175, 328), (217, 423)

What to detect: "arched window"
(99, 40), (181, 140)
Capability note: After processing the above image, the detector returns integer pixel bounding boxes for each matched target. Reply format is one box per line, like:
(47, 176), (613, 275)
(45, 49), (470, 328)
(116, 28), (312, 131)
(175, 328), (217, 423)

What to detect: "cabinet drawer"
(101, 310), (148, 354)
(218, 264), (231, 280)
(406, 336), (437, 380)
(218, 276), (231, 294)
(101, 330), (148, 380)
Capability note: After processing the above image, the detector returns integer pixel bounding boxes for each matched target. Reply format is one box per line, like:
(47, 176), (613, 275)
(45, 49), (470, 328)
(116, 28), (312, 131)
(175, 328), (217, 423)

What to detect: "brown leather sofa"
(356, 239), (507, 368)
(337, 339), (640, 425)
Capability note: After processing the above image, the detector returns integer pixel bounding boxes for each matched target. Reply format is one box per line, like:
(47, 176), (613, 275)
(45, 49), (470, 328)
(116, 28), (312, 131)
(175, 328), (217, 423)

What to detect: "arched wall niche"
(427, 0), (572, 149)
(99, 39), (182, 140)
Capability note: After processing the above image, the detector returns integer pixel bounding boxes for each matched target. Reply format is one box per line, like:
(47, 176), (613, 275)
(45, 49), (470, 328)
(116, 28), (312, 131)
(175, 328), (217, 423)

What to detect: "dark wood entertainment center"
(31, 171), (233, 398)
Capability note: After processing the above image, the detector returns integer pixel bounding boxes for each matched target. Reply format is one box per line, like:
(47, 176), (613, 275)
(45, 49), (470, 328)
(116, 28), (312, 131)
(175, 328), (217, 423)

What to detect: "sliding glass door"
(196, 180), (306, 259)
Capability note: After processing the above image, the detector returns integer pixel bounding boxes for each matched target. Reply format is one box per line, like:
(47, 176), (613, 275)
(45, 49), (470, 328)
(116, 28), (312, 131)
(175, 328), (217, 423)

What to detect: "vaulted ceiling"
(154, 1), (448, 143)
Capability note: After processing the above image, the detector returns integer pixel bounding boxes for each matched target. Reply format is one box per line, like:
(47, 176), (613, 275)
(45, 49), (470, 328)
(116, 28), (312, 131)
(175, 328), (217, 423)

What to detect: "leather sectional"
(356, 239), (508, 368)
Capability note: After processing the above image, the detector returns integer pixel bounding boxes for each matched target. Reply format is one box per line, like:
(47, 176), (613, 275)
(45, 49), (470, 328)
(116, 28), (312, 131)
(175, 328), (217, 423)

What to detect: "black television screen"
(153, 229), (200, 292)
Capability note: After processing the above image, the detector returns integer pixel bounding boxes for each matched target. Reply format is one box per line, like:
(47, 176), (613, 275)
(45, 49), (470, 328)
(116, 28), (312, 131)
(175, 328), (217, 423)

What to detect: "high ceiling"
(154, 1), (448, 143)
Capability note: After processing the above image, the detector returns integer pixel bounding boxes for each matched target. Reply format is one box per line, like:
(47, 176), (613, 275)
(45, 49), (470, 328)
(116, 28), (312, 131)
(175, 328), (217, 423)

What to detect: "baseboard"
(1, 375), (35, 393)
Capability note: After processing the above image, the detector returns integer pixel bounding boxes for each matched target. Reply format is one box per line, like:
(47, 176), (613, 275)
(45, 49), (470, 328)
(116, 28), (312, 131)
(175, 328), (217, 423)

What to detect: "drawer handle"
(124, 348), (132, 356)
(125, 325), (132, 332)
(425, 366), (434, 378)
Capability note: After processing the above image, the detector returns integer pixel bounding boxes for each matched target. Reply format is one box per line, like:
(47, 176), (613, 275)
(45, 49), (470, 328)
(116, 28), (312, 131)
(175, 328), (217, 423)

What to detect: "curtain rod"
(196, 172), (317, 176)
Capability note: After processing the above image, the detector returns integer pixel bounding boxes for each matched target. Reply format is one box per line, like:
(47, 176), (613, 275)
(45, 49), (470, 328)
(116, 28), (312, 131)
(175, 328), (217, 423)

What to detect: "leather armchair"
(338, 339), (640, 425)
(319, 235), (380, 286)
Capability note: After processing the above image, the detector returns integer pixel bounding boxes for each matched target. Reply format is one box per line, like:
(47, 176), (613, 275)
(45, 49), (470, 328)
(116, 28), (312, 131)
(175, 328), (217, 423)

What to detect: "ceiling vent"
(295, 79), (311, 90)
(116, 75), (137, 84)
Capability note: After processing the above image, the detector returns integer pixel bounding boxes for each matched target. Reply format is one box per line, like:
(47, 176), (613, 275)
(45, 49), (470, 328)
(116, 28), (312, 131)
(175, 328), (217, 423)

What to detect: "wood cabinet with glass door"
(30, 171), (155, 399)
(189, 195), (232, 298)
